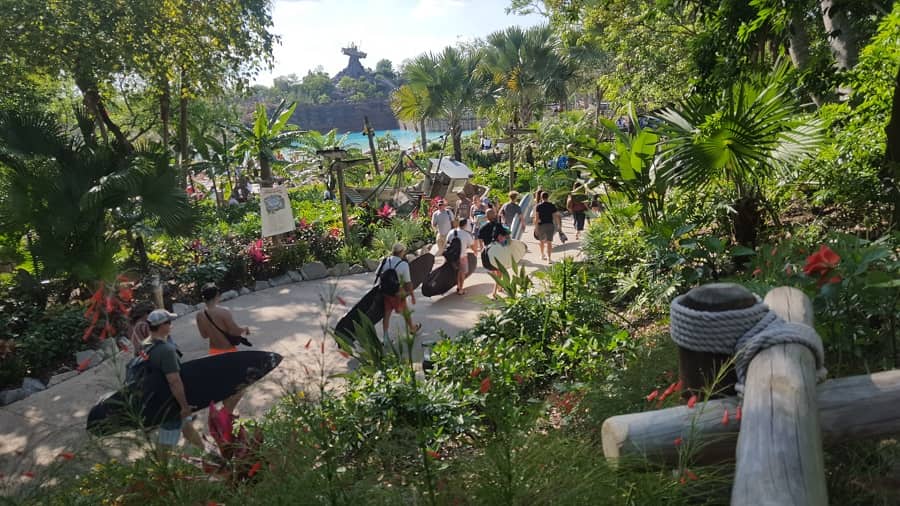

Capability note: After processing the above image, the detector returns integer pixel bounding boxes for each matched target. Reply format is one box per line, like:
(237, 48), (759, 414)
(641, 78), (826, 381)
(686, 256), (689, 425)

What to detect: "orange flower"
(248, 461), (262, 477)
(687, 395), (698, 408)
(662, 382), (677, 397)
(721, 408), (729, 426)
(58, 452), (75, 461)
(479, 377), (491, 394)
(803, 245), (840, 277)
(645, 389), (659, 402)
(76, 358), (92, 373)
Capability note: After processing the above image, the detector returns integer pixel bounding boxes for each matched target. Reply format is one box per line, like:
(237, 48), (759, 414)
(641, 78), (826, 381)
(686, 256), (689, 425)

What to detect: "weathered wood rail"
(602, 285), (900, 506)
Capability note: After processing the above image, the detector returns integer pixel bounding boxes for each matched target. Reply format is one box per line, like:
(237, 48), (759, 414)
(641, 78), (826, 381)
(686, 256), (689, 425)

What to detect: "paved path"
(0, 220), (582, 488)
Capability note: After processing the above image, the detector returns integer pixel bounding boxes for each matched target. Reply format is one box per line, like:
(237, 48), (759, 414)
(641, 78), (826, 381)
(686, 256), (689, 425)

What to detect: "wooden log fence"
(602, 285), (900, 506)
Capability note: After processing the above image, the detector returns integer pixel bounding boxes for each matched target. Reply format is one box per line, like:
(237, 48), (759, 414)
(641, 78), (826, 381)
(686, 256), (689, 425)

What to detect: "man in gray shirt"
(499, 191), (524, 235)
(431, 199), (455, 253)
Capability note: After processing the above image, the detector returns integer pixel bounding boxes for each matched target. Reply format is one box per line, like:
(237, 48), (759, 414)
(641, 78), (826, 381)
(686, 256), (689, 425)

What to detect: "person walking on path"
(145, 309), (205, 455)
(376, 242), (421, 342)
(499, 191), (524, 236)
(478, 209), (504, 250)
(128, 302), (155, 357)
(533, 191), (560, 263)
(431, 199), (455, 254)
(486, 226), (517, 299)
(446, 218), (475, 295)
(566, 193), (589, 240)
(196, 283), (251, 414)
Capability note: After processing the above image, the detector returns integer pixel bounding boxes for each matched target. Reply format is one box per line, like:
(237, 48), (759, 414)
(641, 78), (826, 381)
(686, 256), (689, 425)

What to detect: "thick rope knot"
(670, 294), (827, 395)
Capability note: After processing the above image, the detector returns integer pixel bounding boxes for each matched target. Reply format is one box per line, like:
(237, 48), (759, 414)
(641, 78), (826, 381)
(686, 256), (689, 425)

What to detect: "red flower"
(803, 245), (840, 277)
(426, 450), (440, 460)
(735, 405), (742, 421)
(297, 218), (310, 230)
(752, 268), (762, 277)
(687, 395), (698, 408)
(828, 275), (842, 284)
(686, 470), (699, 481)
(57, 452), (75, 461)
(247, 239), (270, 264)
(22, 471), (34, 479)
(248, 461), (262, 477)
(376, 203), (396, 220)
(328, 227), (341, 239)
(646, 389), (659, 402)
(76, 358), (92, 373)
(673, 437), (683, 447)
(721, 408), (729, 426)
(479, 377), (492, 394)
(118, 287), (133, 302)
(469, 367), (482, 379)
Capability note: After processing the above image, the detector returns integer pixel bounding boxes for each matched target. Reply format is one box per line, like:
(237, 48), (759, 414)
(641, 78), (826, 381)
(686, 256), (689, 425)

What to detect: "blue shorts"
(158, 417), (188, 447)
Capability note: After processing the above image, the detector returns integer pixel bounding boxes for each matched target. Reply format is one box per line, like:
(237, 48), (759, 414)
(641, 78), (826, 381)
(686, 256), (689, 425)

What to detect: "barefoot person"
(146, 309), (204, 455)
(196, 283), (250, 413)
(533, 191), (560, 263)
(377, 243), (421, 341)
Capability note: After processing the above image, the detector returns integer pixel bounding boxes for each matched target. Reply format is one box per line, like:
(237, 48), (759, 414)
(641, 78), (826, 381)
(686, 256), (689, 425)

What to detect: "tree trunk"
(419, 118), (427, 149)
(451, 124), (462, 162)
(820, 0), (859, 70)
(75, 74), (132, 153)
(260, 156), (273, 188)
(159, 77), (171, 151)
(787, 12), (823, 107)
(732, 195), (762, 248)
(884, 65), (900, 230)
(178, 72), (189, 187)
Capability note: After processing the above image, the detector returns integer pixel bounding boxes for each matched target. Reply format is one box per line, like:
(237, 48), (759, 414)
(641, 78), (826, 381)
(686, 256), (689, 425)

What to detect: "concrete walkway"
(0, 220), (582, 488)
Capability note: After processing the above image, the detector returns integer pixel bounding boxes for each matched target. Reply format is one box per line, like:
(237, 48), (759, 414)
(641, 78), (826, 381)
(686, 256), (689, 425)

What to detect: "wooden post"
(364, 116), (380, 174)
(508, 140), (516, 191)
(675, 283), (755, 399)
(334, 161), (351, 241)
(732, 287), (827, 506)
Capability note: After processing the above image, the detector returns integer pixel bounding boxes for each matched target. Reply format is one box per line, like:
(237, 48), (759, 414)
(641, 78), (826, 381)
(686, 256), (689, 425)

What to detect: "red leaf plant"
(247, 239), (270, 265)
(207, 402), (265, 482)
(376, 203), (396, 222)
(479, 377), (492, 394)
(82, 277), (134, 343)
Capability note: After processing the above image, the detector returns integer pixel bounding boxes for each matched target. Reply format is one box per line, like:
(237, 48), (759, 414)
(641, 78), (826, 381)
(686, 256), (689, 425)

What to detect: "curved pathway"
(0, 220), (582, 488)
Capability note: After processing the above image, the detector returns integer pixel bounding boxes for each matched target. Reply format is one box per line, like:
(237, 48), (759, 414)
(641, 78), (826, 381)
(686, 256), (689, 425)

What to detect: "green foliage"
(12, 305), (92, 380)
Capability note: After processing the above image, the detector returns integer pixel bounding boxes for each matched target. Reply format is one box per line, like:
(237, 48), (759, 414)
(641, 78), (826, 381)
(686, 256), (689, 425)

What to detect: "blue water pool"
(339, 128), (475, 150)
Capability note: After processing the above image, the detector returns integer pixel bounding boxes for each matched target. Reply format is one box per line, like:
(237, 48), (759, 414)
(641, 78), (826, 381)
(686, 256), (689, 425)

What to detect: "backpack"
(376, 257), (404, 296)
(124, 341), (162, 390)
(481, 245), (494, 271)
(443, 230), (461, 262)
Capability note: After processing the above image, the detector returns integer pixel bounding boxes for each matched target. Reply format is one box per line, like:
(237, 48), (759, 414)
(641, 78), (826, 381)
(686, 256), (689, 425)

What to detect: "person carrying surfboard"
(377, 242), (421, 341)
(431, 199), (455, 254)
(197, 283), (252, 414)
(446, 219), (475, 295)
(145, 309), (205, 455)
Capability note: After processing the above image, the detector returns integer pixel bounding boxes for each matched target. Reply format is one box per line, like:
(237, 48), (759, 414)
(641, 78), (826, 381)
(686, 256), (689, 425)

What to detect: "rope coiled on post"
(670, 294), (827, 395)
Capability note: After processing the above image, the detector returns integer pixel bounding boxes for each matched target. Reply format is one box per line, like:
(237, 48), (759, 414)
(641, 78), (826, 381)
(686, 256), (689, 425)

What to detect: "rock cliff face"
(292, 99), (399, 132)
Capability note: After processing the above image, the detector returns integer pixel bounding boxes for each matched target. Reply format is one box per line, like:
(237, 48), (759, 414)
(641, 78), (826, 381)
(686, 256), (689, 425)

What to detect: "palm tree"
(480, 24), (578, 125)
(231, 100), (305, 187)
(657, 65), (825, 246)
(404, 47), (484, 161)
(391, 80), (432, 148)
(0, 110), (194, 280)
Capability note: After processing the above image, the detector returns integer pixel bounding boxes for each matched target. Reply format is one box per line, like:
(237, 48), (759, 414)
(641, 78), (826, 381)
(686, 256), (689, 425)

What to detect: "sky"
(252, 0), (546, 85)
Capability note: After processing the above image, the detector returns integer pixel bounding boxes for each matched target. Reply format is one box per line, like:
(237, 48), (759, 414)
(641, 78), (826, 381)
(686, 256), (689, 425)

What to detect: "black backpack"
(376, 257), (404, 296)
(124, 341), (162, 390)
(443, 230), (461, 262)
(481, 245), (494, 271)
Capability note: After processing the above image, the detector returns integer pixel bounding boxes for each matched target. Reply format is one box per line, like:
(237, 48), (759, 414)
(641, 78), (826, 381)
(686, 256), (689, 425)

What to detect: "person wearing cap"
(196, 283), (251, 414)
(379, 242), (420, 341)
(431, 199), (455, 254)
(145, 309), (204, 454)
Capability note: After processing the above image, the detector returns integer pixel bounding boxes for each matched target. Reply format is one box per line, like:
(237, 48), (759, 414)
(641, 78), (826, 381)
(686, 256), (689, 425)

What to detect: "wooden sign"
(259, 186), (295, 237)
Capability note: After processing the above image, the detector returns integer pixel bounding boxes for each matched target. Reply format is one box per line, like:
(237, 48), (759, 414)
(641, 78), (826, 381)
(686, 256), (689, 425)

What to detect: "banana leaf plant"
(231, 100), (305, 188)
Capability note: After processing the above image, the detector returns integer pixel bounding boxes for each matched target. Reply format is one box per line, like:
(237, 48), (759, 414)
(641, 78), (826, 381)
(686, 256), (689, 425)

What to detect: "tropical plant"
(391, 64), (433, 148)
(657, 64), (825, 246)
(231, 100), (304, 187)
(403, 47), (484, 161)
(479, 24), (578, 125)
(0, 110), (194, 281)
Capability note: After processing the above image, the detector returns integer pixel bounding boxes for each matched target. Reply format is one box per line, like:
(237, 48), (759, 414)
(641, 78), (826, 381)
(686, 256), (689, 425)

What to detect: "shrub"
(15, 305), (92, 379)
